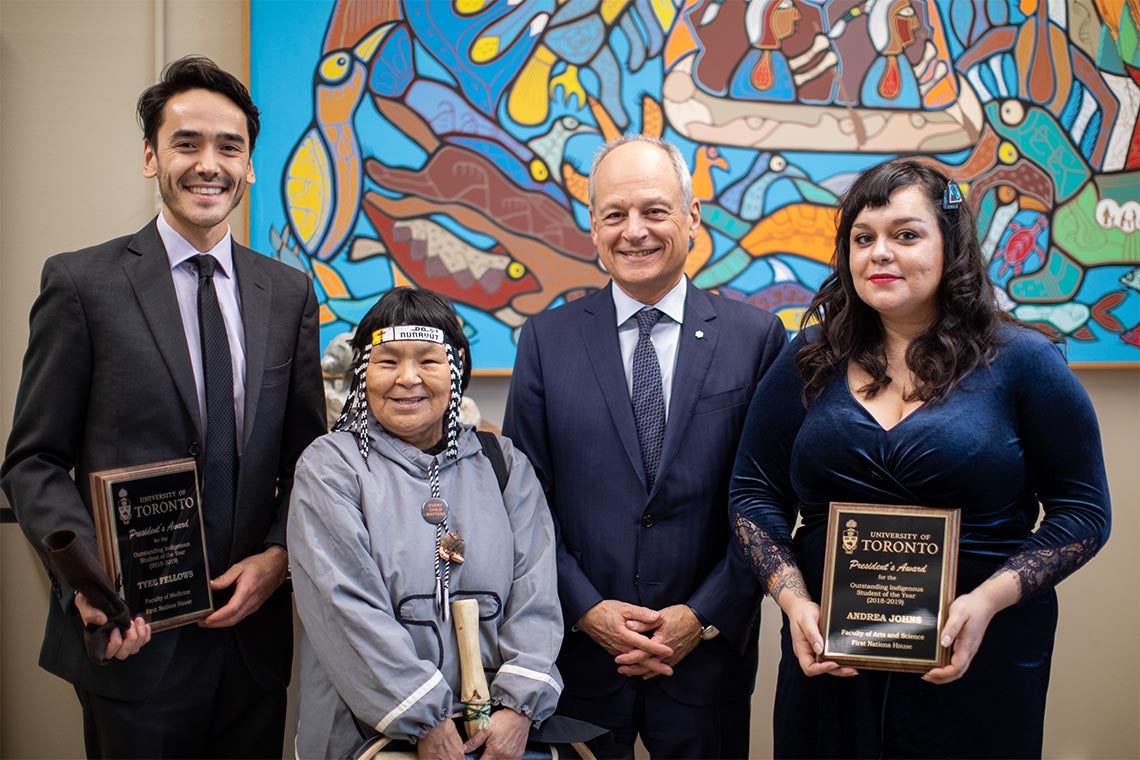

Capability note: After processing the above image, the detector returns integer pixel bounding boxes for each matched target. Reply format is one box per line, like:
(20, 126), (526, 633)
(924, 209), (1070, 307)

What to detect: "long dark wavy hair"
(797, 158), (1024, 406)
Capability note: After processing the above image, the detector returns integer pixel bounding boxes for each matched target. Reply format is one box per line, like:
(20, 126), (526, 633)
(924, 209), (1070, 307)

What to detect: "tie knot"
(638, 307), (665, 337)
(634, 308), (664, 337)
(192, 254), (218, 279)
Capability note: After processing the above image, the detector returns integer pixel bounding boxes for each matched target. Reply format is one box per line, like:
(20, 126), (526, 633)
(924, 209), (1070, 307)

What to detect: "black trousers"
(75, 626), (286, 759)
(558, 676), (751, 759)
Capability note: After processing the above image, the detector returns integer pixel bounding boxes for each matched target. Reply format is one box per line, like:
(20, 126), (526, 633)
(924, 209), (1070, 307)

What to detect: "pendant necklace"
(423, 458), (464, 620)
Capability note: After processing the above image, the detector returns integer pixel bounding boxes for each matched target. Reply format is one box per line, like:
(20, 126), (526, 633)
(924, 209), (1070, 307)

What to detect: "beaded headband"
(372, 325), (446, 345)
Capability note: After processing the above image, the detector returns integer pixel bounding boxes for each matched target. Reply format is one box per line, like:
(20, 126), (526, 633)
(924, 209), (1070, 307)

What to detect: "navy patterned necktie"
(191, 254), (236, 573)
(632, 308), (666, 490)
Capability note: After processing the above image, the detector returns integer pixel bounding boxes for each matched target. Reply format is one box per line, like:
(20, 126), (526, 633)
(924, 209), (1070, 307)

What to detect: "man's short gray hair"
(587, 135), (695, 211)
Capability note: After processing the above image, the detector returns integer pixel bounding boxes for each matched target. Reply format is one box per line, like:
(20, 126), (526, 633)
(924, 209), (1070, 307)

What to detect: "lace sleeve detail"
(733, 513), (811, 602)
(995, 536), (1102, 599)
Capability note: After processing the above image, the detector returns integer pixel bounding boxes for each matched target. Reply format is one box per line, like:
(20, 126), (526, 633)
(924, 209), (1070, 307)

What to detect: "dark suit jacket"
(1, 219), (326, 700)
(503, 282), (786, 704)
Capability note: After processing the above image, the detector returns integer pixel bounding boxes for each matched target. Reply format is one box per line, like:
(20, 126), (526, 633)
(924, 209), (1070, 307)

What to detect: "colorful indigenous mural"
(249, 0), (1140, 368)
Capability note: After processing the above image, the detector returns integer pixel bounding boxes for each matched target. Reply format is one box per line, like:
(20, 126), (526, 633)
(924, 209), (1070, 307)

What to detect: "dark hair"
(136, 55), (260, 153)
(352, 287), (472, 391)
(797, 158), (1019, 405)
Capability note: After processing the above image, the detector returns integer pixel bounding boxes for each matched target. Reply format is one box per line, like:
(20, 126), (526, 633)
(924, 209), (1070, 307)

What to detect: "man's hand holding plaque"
(200, 545), (288, 628)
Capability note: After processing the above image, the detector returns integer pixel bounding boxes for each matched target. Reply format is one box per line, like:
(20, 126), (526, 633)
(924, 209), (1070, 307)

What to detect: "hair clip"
(942, 180), (963, 211)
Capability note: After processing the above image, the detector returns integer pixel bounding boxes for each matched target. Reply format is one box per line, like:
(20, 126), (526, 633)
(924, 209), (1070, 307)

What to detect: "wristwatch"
(686, 605), (720, 641)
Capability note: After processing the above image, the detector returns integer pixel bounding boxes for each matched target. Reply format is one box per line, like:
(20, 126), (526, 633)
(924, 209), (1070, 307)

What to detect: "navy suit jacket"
(1, 219), (326, 700)
(504, 282), (786, 704)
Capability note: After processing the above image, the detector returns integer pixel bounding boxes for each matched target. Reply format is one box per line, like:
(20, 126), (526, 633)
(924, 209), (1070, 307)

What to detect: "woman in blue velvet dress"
(729, 159), (1110, 759)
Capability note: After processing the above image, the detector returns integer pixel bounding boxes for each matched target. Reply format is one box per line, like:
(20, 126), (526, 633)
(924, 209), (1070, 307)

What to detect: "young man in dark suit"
(1, 56), (326, 758)
(504, 135), (787, 758)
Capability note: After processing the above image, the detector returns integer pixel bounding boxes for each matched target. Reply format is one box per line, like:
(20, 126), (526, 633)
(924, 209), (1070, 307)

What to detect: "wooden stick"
(451, 598), (492, 740)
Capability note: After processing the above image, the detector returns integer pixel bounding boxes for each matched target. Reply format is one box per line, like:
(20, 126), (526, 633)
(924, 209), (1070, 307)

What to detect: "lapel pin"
(695, 330), (704, 339)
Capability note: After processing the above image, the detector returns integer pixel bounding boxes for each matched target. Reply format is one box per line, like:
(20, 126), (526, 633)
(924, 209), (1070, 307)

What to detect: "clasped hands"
(577, 600), (703, 679)
(417, 708), (531, 760)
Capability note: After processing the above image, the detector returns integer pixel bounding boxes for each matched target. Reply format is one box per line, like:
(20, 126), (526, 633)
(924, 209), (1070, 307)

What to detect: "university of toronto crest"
(842, 519), (859, 554)
(117, 488), (131, 525)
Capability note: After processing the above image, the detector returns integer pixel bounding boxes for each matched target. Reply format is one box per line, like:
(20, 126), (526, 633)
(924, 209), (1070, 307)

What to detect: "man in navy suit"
(2, 56), (325, 757)
(504, 135), (786, 758)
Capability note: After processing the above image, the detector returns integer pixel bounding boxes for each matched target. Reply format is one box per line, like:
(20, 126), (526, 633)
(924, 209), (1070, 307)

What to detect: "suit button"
(641, 514), (655, 528)
(188, 442), (201, 456)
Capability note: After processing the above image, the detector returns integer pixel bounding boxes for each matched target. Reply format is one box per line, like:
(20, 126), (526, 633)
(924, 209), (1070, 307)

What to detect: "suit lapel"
(232, 245), (271, 451)
(580, 285), (648, 488)
(124, 221), (203, 437)
(655, 283), (717, 497)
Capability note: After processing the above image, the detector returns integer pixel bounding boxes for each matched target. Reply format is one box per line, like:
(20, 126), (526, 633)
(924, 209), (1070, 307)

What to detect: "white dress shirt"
(612, 275), (687, 420)
(159, 212), (247, 446)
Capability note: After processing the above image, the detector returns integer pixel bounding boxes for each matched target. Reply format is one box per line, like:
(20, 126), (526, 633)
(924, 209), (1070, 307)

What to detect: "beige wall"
(2, 2), (1137, 757)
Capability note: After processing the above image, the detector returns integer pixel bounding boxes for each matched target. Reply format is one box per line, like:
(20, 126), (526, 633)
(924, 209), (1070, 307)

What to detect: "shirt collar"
(612, 275), (687, 327)
(158, 211), (235, 278)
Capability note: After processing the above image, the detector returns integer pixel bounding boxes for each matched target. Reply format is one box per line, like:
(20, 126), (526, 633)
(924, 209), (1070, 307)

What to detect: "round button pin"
(422, 497), (448, 525)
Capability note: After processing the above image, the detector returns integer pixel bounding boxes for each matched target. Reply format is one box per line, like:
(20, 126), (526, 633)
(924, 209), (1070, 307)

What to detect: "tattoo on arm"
(994, 537), (1099, 600)
(733, 515), (811, 601)
(769, 569), (811, 602)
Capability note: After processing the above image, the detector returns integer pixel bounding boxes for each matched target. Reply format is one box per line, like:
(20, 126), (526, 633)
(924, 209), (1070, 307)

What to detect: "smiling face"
(848, 184), (944, 330)
(143, 88), (255, 252)
(366, 340), (452, 451)
(589, 140), (700, 305)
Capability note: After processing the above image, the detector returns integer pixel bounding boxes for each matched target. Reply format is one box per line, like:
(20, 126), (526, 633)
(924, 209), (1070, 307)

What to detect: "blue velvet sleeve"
(728, 334), (810, 581)
(996, 330), (1111, 597)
